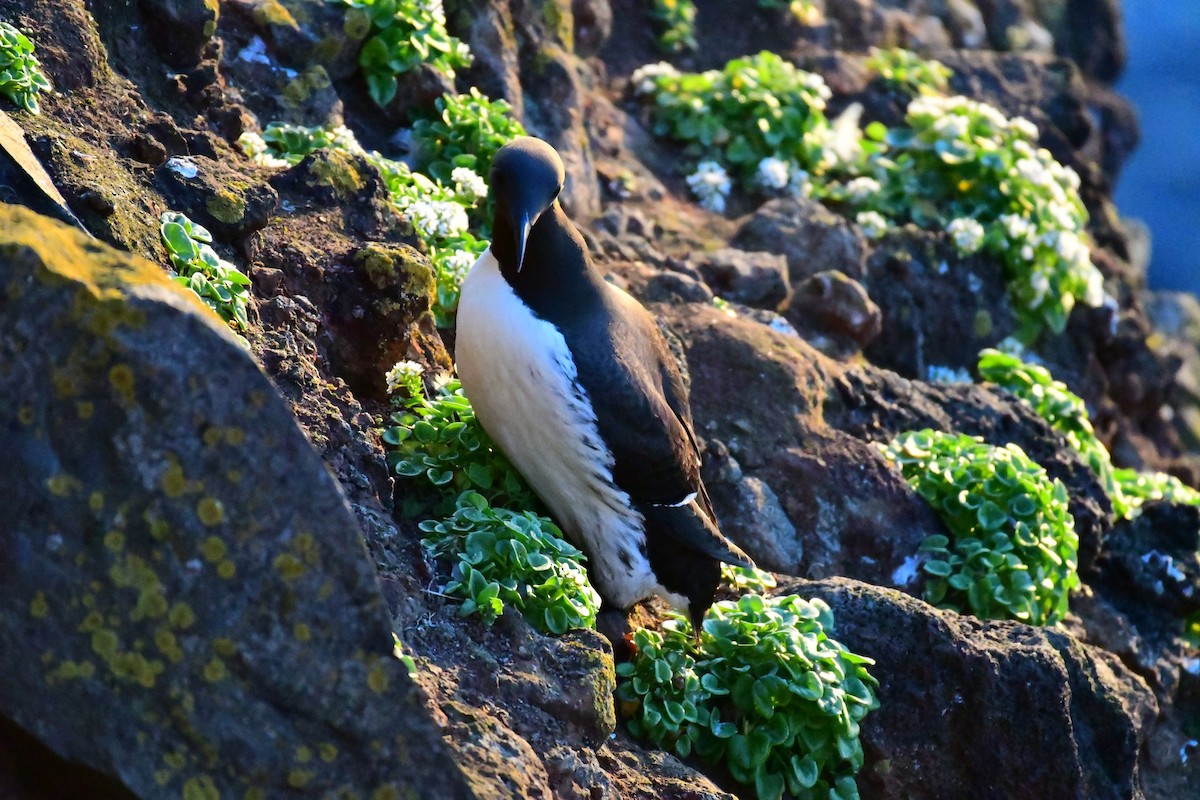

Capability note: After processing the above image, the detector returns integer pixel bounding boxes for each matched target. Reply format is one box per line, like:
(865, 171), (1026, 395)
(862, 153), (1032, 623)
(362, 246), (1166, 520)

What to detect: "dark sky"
(1114, 2), (1200, 295)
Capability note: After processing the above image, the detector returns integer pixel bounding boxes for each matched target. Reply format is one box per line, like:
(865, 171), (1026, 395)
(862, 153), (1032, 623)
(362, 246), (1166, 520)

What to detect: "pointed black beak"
(514, 211), (532, 273)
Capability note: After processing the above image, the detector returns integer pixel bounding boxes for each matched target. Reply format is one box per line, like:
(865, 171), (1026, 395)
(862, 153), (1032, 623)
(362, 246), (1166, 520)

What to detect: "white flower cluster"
(629, 61), (681, 96)
(755, 157), (814, 199)
(402, 199), (470, 239)
(386, 360), (425, 395)
(438, 249), (477, 283)
(329, 124), (366, 157)
(856, 211), (889, 239)
(236, 131), (290, 170)
(686, 160), (731, 213)
(843, 176), (881, 202)
(451, 166), (488, 203)
(946, 217), (985, 254)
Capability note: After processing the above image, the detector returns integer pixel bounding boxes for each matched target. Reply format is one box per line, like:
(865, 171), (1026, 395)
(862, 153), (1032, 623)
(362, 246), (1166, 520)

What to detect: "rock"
(861, 230), (1017, 380)
(571, 0), (613, 57)
(226, 0), (369, 80)
(788, 269), (882, 358)
(0, 205), (473, 798)
(732, 197), (868, 282)
(138, 0), (219, 69)
(222, 41), (345, 128)
(380, 63), (457, 125)
(793, 577), (1157, 800)
(695, 247), (790, 310)
(1094, 503), (1200, 693)
(154, 154), (277, 239)
(662, 304), (941, 586)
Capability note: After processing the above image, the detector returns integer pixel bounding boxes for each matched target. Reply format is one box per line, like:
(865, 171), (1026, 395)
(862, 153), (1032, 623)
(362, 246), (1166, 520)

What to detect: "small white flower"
(856, 211), (889, 239)
(1083, 269), (1104, 307)
(686, 161), (731, 213)
(1028, 270), (1051, 307)
(386, 360), (425, 394)
(1009, 116), (1039, 141)
(844, 177), (881, 202)
(451, 167), (488, 202)
(946, 217), (985, 254)
(787, 167), (812, 199)
(329, 124), (365, 156)
(629, 61), (680, 96)
(756, 157), (791, 190)
(933, 114), (969, 141)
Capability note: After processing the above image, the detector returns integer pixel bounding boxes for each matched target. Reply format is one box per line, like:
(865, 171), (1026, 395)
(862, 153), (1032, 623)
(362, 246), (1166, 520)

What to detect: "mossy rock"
(0, 205), (472, 799)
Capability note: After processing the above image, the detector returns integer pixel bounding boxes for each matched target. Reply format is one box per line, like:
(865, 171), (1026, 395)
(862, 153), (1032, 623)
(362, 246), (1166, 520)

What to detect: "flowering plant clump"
(864, 47), (951, 96)
(649, 0), (698, 53)
(383, 375), (541, 515)
(617, 595), (879, 800)
(421, 491), (600, 634)
(879, 430), (1079, 625)
(159, 212), (251, 345)
(0, 22), (50, 114)
(630, 52), (842, 209)
(329, 0), (472, 106)
(632, 52), (1104, 342)
(238, 122), (364, 168)
(848, 95), (1104, 341)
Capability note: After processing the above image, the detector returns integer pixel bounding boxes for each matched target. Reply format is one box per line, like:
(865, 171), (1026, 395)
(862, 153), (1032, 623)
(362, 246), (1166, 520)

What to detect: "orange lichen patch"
(367, 663), (389, 694)
(168, 602), (196, 630)
(104, 531), (125, 552)
(89, 490), (104, 512)
(109, 553), (168, 621)
(224, 427), (246, 446)
(372, 786), (401, 800)
(29, 591), (49, 619)
(108, 363), (135, 405)
(287, 769), (316, 789)
(76, 400), (95, 420)
(182, 774), (220, 800)
(196, 498), (225, 527)
(161, 458), (189, 498)
(154, 628), (184, 663)
(244, 788), (266, 800)
(274, 553), (306, 580)
(203, 427), (222, 448)
(212, 638), (236, 658)
(293, 622), (312, 642)
(217, 560), (236, 579)
(318, 742), (338, 763)
(203, 657), (226, 682)
(46, 659), (96, 684)
(295, 745), (313, 764)
(199, 536), (227, 563)
(46, 473), (82, 497)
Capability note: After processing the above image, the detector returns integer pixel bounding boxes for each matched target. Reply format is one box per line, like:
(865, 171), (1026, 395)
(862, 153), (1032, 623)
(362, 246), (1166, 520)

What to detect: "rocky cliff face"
(0, 0), (1196, 798)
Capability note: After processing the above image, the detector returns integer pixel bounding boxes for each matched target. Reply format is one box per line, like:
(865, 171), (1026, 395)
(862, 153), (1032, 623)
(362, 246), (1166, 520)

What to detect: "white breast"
(455, 249), (680, 609)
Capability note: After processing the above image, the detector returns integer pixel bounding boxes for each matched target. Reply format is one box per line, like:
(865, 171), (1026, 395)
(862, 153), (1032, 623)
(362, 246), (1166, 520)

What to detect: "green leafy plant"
(410, 88), (528, 186)
(392, 632), (417, 675)
(421, 491), (600, 634)
(1113, 468), (1200, 512)
(0, 22), (50, 114)
(721, 563), (778, 593)
(977, 348), (1122, 513)
(329, 0), (472, 107)
(879, 430), (1079, 625)
(977, 348), (1200, 519)
(649, 0), (698, 53)
(617, 594), (879, 800)
(864, 47), (951, 96)
(159, 212), (251, 342)
(383, 375), (541, 514)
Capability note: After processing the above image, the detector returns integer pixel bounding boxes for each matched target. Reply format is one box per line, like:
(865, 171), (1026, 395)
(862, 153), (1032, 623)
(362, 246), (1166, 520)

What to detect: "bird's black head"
(489, 136), (565, 274)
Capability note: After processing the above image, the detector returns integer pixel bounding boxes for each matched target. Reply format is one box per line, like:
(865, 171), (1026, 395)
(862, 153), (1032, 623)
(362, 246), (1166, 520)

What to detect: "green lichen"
(354, 244), (435, 301)
(307, 148), (367, 198)
(204, 189), (247, 225)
